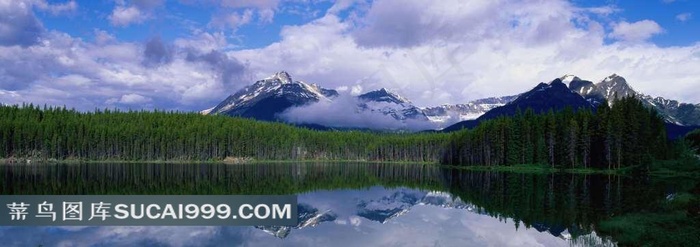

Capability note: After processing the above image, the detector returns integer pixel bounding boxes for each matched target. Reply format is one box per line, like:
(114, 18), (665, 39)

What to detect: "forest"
(440, 96), (675, 170)
(687, 129), (700, 154)
(0, 105), (448, 162)
(0, 96), (692, 170)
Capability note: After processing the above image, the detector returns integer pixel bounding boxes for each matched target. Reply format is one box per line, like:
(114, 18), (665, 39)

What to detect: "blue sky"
(0, 0), (699, 111)
(34, 0), (700, 49)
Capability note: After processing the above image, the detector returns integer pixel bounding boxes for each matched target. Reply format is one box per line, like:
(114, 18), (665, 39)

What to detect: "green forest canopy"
(0, 104), (447, 162)
(441, 96), (674, 170)
(0, 96), (687, 169)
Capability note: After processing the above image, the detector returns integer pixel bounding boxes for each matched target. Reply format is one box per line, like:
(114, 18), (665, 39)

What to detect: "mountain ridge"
(203, 71), (700, 133)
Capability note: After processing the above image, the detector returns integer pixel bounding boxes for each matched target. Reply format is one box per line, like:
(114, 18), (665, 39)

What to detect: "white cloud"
(0, 0), (44, 47)
(184, 0), (280, 31)
(0, 30), (249, 111)
(109, 6), (144, 27)
(231, 0), (700, 109)
(108, 0), (164, 27)
(34, 0), (77, 15)
(610, 20), (664, 42)
(118, 93), (152, 104)
(2, 0), (700, 116)
(676, 12), (692, 22)
(350, 85), (362, 96)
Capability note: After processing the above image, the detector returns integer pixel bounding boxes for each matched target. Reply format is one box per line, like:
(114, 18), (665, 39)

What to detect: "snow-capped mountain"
(203, 71), (699, 130)
(422, 96), (518, 123)
(205, 71), (338, 121)
(203, 71), (519, 129)
(357, 88), (429, 121)
(566, 74), (700, 126)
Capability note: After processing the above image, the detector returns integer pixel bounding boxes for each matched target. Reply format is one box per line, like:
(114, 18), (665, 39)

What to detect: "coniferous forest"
(440, 96), (674, 170)
(0, 96), (691, 170)
(0, 105), (448, 162)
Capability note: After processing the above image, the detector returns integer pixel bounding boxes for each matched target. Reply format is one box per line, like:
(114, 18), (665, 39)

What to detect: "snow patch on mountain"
(200, 107), (214, 115)
(559, 74), (580, 86)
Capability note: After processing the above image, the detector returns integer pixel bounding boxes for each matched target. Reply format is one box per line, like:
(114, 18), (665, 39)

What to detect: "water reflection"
(1, 162), (690, 246)
(0, 187), (614, 247)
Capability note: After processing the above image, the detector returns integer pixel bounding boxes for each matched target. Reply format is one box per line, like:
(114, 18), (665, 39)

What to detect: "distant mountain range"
(202, 71), (519, 129)
(202, 71), (700, 135)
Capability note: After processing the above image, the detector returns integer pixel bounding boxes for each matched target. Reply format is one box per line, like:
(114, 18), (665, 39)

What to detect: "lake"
(1, 162), (698, 246)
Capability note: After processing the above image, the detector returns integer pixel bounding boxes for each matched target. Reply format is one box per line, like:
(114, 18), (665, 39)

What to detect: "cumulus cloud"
(351, 0), (578, 48)
(143, 36), (174, 67)
(3, 0), (700, 116)
(231, 0), (700, 108)
(109, 0), (165, 27)
(0, 29), (250, 111)
(610, 20), (664, 42)
(185, 49), (248, 87)
(109, 6), (144, 26)
(0, 0), (44, 47)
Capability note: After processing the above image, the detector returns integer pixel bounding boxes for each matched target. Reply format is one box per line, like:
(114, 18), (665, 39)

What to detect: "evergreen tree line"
(0, 105), (448, 162)
(686, 129), (700, 154)
(441, 96), (672, 169)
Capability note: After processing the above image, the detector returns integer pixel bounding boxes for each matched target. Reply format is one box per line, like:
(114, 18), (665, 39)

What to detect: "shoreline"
(0, 158), (436, 166)
(0, 158), (652, 175)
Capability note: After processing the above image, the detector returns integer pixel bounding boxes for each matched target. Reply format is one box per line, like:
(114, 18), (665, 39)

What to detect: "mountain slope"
(567, 74), (700, 126)
(206, 71), (338, 121)
(357, 88), (429, 121)
(443, 78), (594, 132)
(203, 71), (698, 132)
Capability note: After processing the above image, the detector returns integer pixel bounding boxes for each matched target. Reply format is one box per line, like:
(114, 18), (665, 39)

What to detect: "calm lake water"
(1, 162), (698, 246)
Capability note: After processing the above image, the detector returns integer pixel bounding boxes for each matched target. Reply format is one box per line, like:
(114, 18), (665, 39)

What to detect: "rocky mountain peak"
(559, 74), (581, 85)
(269, 71), (293, 84)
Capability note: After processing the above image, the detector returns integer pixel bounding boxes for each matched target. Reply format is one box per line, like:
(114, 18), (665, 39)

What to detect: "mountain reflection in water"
(2, 162), (692, 246)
